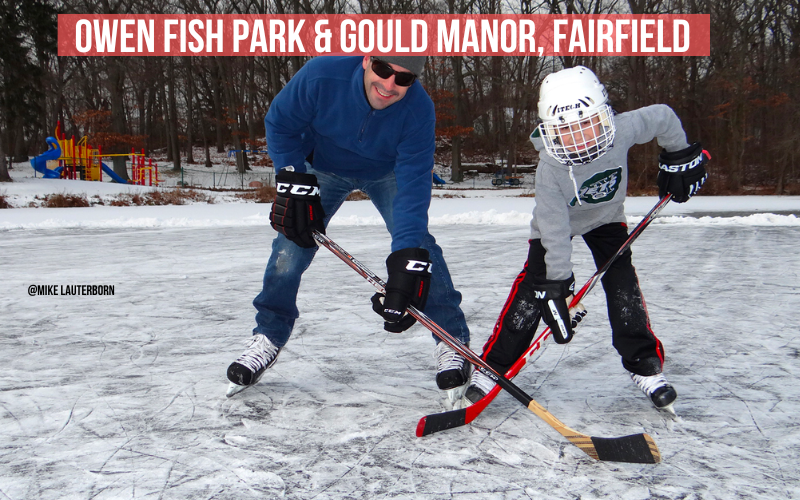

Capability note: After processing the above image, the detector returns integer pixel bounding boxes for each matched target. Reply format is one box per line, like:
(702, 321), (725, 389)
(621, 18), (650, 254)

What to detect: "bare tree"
(1, 0), (798, 195)
(0, 125), (9, 183)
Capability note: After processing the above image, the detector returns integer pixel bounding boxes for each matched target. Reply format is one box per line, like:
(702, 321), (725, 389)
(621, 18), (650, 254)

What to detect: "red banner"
(58, 14), (710, 57)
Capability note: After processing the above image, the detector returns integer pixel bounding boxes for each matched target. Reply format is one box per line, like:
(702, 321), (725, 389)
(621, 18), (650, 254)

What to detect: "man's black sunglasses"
(370, 59), (417, 87)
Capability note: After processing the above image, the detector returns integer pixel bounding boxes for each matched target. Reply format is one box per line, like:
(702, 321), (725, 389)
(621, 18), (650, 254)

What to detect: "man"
(466, 66), (708, 412)
(226, 55), (471, 402)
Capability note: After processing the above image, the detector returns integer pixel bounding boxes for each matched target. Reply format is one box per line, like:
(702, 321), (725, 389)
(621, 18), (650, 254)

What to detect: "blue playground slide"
(100, 162), (128, 184)
(30, 136), (128, 184)
(30, 136), (63, 178)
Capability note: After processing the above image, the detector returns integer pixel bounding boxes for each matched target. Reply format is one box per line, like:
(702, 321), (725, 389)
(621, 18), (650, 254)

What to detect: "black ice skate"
(465, 368), (497, 404)
(434, 342), (471, 408)
(226, 334), (282, 397)
(630, 372), (677, 413)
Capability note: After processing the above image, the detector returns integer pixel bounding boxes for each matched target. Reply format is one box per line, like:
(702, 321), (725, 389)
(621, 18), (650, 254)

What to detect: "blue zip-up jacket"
(265, 56), (436, 252)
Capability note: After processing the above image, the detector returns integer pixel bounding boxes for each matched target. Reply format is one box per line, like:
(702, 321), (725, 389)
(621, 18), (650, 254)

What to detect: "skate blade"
(226, 381), (251, 398)
(443, 384), (468, 411)
(657, 402), (678, 419)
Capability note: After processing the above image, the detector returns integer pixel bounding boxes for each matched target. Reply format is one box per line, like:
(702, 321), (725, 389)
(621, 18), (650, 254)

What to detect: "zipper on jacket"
(358, 110), (374, 142)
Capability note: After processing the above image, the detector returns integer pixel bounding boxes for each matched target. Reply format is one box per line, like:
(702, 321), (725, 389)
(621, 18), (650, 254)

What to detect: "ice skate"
(226, 334), (282, 397)
(464, 368), (497, 404)
(434, 341), (471, 406)
(630, 372), (677, 414)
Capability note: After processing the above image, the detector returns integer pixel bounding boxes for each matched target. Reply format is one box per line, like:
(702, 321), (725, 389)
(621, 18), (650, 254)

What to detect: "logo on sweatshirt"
(569, 167), (622, 206)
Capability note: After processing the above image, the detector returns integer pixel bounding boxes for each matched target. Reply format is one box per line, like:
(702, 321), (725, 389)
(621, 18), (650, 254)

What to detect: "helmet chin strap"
(568, 165), (582, 206)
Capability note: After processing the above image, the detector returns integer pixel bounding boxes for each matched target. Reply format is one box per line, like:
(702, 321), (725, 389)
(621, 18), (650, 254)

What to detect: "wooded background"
(1, 0), (797, 194)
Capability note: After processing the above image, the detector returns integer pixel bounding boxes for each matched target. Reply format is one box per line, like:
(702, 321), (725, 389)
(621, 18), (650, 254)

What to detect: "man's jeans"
(252, 167), (470, 347)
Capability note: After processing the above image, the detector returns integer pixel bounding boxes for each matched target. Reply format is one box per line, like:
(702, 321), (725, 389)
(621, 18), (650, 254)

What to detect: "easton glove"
(371, 248), (432, 333)
(531, 275), (576, 344)
(270, 168), (326, 248)
(657, 142), (709, 203)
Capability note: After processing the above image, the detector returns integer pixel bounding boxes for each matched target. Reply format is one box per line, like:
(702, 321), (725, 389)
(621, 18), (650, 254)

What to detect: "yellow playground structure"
(30, 122), (161, 186)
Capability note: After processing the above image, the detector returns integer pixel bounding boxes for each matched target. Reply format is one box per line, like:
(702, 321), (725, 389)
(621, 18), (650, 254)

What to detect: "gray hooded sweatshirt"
(530, 104), (689, 281)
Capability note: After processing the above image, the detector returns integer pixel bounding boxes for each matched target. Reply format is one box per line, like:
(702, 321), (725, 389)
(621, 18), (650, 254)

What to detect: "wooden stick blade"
(578, 433), (661, 464)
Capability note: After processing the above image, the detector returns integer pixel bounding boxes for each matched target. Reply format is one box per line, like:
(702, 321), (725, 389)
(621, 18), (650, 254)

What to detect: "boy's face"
(556, 115), (603, 152)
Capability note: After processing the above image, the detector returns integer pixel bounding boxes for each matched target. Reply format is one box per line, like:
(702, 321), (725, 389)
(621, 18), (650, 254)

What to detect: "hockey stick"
(313, 229), (661, 464)
(417, 195), (672, 437)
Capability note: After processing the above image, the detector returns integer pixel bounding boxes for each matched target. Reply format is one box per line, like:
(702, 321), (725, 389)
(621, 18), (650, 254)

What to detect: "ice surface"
(1, 177), (799, 499)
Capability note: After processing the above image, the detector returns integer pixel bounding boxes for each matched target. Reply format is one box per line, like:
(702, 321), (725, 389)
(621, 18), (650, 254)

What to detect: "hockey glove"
(657, 142), (709, 203)
(270, 168), (326, 248)
(531, 275), (576, 344)
(371, 248), (432, 333)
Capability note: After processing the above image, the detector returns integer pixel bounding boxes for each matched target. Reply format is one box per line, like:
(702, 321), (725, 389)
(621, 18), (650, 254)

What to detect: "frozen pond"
(2, 204), (799, 498)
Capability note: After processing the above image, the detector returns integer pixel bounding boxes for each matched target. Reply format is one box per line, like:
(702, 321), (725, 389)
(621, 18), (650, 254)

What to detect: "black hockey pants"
(480, 222), (665, 377)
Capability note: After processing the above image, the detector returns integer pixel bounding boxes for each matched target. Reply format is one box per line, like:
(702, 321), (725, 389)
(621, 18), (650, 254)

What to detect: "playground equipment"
(492, 170), (524, 186)
(129, 148), (161, 186)
(30, 122), (160, 185)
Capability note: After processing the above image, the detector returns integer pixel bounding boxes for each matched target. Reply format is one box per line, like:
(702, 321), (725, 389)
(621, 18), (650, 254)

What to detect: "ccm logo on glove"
(269, 168), (326, 248)
(276, 182), (320, 197)
(371, 248), (432, 333)
(406, 260), (433, 273)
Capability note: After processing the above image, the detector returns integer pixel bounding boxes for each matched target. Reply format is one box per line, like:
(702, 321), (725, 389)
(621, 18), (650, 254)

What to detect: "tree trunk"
(218, 57), (247, 173)
(52, 58), (66, 134)
(184, 57), (195, 164)
(490, 56), (505, 164)
(107, 58), (130, 181)
(247, 57), (258, 148)
(212, 61), (225, 153)
(450, 55), (464, 183)
(12, 115), (27, 162)
(145, 77), (156, 152)
(168, 57), (181, 172)
(201, 101), (213, 170)
(0, 125), (11, 182)
(161, 83), (173, 162)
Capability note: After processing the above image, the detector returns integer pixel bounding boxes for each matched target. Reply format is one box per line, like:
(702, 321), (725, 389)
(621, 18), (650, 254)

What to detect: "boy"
(466, 66), (708, 411)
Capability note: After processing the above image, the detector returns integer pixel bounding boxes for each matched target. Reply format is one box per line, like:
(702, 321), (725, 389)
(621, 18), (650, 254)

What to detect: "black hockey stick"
(313, 230), (661, 464)
(417, 195), (672, 437)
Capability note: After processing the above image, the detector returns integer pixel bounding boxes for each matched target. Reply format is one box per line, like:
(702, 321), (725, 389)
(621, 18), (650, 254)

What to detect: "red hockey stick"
(314, 229), (662, 464)
(417, 196), (672, 437)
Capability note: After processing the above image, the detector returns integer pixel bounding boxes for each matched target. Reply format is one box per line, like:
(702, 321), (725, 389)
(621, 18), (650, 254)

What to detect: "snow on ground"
(1, 163), (800, 499)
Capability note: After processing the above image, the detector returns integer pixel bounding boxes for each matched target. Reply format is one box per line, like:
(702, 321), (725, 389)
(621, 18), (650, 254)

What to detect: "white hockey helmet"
(535, 66), (615, 165)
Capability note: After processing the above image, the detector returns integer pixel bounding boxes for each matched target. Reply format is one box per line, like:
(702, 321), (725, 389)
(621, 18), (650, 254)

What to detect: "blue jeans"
(252, 167), (470, 347)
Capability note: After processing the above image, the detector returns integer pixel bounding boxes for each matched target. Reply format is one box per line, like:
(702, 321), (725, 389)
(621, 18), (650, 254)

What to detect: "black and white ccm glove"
(270, 168), (326, 248)
(657, 142), (709, 203)
(531, 275), (576, 344)
(371, 248), (432, 333)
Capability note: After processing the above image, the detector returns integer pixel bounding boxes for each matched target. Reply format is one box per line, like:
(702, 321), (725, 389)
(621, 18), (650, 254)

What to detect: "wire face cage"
(538, 103), (616, 166)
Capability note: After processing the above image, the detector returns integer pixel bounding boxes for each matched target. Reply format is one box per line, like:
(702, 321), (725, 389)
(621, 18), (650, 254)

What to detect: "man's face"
(362, 56), (411, 110)
(556, 115), (602, 152)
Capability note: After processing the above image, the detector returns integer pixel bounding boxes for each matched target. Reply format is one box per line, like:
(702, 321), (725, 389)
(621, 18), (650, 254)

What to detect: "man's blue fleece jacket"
(264, 56), (436, 252)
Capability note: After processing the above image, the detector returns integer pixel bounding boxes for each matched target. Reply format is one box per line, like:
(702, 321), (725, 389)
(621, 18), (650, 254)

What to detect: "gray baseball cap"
(372, 56), (427, 76)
